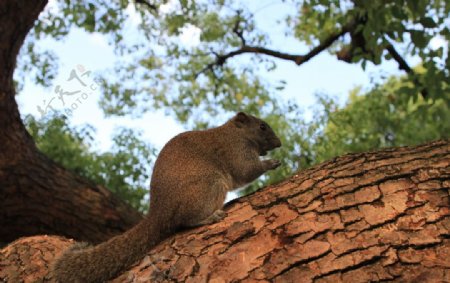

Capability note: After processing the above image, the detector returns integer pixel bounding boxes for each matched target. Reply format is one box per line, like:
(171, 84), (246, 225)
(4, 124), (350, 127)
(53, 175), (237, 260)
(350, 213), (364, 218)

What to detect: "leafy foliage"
(304, 76), (450, 166)
(243, 71), (449, 194)
(25, 114), (155, 211)
(18, 0), (449, 115)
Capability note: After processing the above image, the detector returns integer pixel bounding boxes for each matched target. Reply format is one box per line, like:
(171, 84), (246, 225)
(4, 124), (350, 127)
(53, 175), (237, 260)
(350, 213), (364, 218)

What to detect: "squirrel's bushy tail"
(51, 216), (162, 283)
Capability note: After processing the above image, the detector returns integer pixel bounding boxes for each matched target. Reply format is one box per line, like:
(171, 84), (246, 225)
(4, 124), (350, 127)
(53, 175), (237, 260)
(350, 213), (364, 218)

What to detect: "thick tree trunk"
(1, 140), (448, 282)
(0, 0), (141, 244)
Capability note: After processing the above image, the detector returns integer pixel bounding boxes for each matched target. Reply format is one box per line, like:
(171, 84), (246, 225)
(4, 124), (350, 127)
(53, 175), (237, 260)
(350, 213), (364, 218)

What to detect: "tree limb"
(195, 19), (356, 78)
(195, 10), (430, 100)
(0, 0), (143, 244)
(385, 44), (412, 73)
(2, 140), (449, 282)
(386, 43), (428, 98)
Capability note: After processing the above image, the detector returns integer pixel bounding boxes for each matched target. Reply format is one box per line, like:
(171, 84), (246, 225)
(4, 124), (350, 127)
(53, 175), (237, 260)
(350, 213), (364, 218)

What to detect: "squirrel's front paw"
(264, 159), (281, 170)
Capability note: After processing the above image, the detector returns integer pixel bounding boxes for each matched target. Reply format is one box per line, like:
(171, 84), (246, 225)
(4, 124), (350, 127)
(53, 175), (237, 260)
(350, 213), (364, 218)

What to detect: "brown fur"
(50, 112), (281, 282)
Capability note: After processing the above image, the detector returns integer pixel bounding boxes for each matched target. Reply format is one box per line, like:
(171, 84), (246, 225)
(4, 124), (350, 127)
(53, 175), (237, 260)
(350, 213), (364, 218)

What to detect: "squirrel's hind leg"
(181, 178), (228, 228)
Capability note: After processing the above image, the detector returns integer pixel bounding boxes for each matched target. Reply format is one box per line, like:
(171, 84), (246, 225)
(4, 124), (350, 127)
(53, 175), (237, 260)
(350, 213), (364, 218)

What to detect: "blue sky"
(16, 0), (427, 151)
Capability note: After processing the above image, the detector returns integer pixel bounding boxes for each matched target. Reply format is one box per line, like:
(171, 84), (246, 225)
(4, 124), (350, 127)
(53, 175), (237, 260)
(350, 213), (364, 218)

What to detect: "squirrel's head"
(231, 112), (282, 156)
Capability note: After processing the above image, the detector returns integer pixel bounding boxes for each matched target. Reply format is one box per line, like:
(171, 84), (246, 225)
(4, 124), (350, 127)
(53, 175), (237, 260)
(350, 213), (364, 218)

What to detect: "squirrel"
(50, 112), (282, 283)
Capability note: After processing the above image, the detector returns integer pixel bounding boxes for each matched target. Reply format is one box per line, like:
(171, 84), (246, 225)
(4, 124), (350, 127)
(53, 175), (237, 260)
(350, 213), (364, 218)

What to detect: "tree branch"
(134, 0), (157, 12)
(194, 19), (356, 79)
(385, 44), (412, 73)
(232, 9), (246, 46)
(3, 140), (449, 282)
(386, 43), (428, 98)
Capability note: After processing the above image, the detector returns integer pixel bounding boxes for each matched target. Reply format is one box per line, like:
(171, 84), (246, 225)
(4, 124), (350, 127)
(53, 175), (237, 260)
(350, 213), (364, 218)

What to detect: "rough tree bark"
(0, 0), (141, 244)
(1, 140), (449, 282)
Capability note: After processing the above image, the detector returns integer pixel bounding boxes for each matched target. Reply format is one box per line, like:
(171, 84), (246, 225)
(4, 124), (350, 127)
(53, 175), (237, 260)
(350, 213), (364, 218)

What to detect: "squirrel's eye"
(260, 123), (266, 131)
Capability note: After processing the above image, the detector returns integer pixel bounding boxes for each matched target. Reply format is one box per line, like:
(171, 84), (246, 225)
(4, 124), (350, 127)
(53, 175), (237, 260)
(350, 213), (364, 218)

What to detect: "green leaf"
(410, 30), (429, 49)
(420, 17), (437, 28)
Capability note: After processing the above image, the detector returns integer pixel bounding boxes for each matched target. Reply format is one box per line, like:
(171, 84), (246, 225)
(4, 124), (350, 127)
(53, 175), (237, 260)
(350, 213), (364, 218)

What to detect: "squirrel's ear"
(233, 112), (249, 127)
(236, 112), (249, 122)
(232, 112), (250, 128)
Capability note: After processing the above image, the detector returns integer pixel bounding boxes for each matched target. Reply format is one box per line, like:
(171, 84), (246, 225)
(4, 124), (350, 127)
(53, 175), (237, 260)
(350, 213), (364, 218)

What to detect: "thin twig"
(386, 44), (412, 73)
(232, 10), (246, 46)
(386, 43), (428, 98)
(134, 0), (157, 12)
